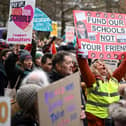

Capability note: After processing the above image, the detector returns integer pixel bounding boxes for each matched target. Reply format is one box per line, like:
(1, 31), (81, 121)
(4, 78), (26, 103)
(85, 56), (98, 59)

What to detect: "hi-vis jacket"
(86, 78), (119, 118)
(77, 57), (126, 119)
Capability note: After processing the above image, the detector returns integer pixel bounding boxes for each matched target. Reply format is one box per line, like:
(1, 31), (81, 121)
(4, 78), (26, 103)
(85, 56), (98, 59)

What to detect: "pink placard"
(73, 10), (126, 59)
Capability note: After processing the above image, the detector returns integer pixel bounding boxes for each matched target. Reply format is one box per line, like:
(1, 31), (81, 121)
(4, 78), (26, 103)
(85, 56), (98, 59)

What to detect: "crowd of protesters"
(1, 30), (126, 126)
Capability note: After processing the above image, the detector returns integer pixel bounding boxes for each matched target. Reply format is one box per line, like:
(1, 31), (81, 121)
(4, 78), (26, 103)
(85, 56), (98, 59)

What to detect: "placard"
(73, 10), (126, 59)
(65, 26), (75, 43)
(33, 8), (52, 31)
(50, 21), (58, 37)
(38, 72), (83, 126)
(7, 0), (35, 44)
(0, 97), (10, 126)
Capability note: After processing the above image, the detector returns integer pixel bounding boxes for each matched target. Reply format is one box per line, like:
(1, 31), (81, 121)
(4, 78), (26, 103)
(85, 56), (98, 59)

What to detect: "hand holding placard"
(77, 48), (88, 59)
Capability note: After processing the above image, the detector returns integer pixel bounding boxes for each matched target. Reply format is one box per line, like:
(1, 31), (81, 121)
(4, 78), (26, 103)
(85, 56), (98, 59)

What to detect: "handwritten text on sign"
(73, 10), (126, 59)
(38, 72), (83, 126)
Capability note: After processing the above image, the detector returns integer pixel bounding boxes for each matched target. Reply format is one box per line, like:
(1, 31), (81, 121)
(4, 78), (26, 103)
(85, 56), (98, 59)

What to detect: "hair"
(52, 51), (70, 68)
(90, 59), (112, 78)
(16, 84), (41, 120)
(21, 69), (49, 87)
(0, 49), (12, 61)
(2, 31), (7, 40)
(109, 99), (126, 126)
(41, 53), (52, 64)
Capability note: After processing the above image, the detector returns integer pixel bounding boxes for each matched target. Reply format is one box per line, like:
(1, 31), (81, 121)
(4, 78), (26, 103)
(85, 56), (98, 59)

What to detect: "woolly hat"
(16, 84), (41, 111)
(19, 49), (32, 63)
(35, 51), (43, 59)
(109, 88), (126, 126)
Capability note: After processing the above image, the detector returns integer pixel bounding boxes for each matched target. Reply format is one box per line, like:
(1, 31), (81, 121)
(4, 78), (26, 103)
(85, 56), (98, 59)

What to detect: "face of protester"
(35, 57), (42, 67)
(41, 58), (52, 72)
(94, 60), (109, 76)
(2, 51), (11, 61)
(56, 55), (73, 76)
(23, 58), (33, 70)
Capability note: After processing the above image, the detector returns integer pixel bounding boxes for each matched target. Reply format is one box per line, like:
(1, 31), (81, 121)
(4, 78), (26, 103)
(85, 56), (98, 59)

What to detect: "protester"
(77, 48), (126, 126)
(0, 49), (12, 96)
(5, 45), (33, 89)
(34, 51), (43, 68)
(21, 69), (49, 87)
(11, 84), (41, 126)
(41, 52), (53, 73)
(48, 51), (73, 83)
(109, 87), (126, 126)
(11, 69), (49, 117)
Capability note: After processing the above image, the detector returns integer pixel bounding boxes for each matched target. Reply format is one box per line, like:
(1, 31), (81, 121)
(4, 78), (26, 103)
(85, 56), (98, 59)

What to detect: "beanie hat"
(35, 51), (43, 59)
(19, 49), (32, 63)
(16, 84), (41, 111)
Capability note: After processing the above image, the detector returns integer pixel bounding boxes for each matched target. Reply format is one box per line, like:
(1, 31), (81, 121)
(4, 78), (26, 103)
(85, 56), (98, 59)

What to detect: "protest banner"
(33, 8), (52, 31)
(50, 21), (58, 37)
(38, 72), (83, 126)
(65, 26), (75, 43)
(0, 97), (10, 126)
(7, 0), (35, 44)
(73, 10), (126, 59)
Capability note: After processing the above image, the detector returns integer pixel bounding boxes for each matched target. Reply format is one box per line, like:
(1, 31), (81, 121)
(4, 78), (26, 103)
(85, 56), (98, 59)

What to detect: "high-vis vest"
(86, 78), (120, 118)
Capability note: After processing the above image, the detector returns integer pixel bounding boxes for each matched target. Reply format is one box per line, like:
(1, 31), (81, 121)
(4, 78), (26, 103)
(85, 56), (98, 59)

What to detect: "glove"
(77, 48), (88, 59)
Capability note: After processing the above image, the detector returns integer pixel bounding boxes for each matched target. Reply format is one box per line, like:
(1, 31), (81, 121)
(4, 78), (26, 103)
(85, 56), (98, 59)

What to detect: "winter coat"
(4, 53), (32, 89)
(0, 61), (8, 96)
(47, 69), (65, 83)
(11, 111), (39, 126)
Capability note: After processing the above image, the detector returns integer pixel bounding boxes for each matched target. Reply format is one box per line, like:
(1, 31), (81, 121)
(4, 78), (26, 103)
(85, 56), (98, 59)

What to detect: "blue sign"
(33, 8), (52, 31)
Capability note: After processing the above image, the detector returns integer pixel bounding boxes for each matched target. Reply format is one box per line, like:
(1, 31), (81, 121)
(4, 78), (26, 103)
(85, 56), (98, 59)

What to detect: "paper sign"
(50, 21), (58, 37)
(65, 26), (75, 43)
(0, 97), (10, 126)
(38, 72), (83, 126)
(104, 59), (119, 72)
(33, 8), (52, 31)
(7, 0), (35, 44)
(73, 10), (126, 59)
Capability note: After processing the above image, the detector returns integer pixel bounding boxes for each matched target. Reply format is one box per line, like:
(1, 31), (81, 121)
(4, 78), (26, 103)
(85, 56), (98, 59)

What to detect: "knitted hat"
(35, 51), (43, 59)
(19, 49), (32, 63)
(16, 84), (41, 111)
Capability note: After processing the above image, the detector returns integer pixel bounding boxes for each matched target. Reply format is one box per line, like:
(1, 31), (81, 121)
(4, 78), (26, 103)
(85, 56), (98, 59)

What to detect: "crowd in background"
(1, 30), (126, 126)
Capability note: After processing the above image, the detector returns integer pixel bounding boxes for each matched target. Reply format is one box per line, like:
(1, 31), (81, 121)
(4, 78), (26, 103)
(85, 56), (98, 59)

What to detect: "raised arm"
(113, 59), (126, 82)
(77, 49), (96, 87)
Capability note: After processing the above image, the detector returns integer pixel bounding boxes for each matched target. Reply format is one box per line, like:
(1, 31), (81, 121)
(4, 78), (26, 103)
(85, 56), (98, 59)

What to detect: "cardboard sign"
(0, 97), (10, 126)
(33, 8), (52, 31)
(65, 26), (75, 43)
(38, 72), (83, 126)
(73, 10), (126, 59)
(7, 0), (35, 44)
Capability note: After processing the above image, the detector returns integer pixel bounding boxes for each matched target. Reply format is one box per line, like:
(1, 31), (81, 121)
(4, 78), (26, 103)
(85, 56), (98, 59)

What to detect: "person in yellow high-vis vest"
(77, 49), (126, 126)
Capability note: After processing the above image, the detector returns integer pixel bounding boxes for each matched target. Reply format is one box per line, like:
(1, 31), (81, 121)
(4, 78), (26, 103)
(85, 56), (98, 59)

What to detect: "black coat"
(11, 111), (39, 126)
(4, 53), (31, 89)
(0, 62), (8, 96)
(47, 69), (65, 83)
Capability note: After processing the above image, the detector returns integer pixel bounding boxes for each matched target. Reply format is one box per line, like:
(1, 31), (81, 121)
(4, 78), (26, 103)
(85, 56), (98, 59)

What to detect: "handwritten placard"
(73, 10), (126, 59)
(0, 97), (10, 126)
(38, 72), (83, 126)
(7, 0), (35, 44)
